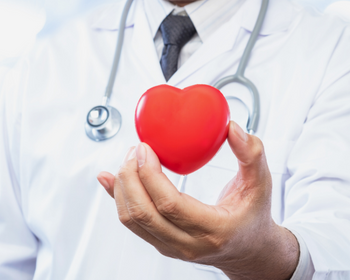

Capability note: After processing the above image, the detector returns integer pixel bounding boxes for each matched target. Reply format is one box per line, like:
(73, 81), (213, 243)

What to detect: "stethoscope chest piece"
(85, 105), (122, 142)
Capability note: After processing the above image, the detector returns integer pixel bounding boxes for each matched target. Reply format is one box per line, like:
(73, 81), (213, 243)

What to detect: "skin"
(168, 1), (198, 7)
(98, 122), (300, 279)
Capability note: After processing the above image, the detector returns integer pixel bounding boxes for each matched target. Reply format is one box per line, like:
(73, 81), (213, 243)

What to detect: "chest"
(20, 25), (325, 279)
(21, 24), (323, 219)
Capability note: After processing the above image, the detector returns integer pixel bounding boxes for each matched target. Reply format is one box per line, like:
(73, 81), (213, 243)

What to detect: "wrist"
(263, 225), (300, 279)
(220, 223), (299, 280)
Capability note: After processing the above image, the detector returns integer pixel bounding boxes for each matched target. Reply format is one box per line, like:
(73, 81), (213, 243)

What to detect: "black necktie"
(159, 14), (197, 81)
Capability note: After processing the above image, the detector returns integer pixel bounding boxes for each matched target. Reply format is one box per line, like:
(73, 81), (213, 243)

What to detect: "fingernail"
(98, 176), (109, 191)
(233, 122), (248, 142)
(136, 143), (146, 167)
(122, 147), (136, 165)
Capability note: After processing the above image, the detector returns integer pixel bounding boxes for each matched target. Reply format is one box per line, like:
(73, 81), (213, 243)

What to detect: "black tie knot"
(160, 14), (196, 48)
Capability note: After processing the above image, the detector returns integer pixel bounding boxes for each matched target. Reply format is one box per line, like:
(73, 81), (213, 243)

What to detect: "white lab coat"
(1, 0), (350, 279)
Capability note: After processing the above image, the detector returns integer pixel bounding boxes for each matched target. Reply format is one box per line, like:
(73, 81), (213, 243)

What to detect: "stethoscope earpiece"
(85, 105), (122, 142)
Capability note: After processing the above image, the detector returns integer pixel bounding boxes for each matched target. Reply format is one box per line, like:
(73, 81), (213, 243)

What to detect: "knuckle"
(128, 205), (153, 226)
(157, 249), (175, 259)
(194, 232), (226, 252)
(117, 166), (130, 182)
(118, 212), (134, 228)
(181, 249), (199, 262)
(205, 235), (225, 252)
(138, 170), (152, 185)
(251, 136), (265, 160)
(179, 239), (225, 262)
(156, 198), (179, 218)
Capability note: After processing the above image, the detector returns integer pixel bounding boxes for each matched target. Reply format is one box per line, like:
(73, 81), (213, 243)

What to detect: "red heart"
(135, 84), (230, 175)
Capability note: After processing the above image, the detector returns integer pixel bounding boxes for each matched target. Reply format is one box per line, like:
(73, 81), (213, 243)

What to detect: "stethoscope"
(85, 0), (269, 142)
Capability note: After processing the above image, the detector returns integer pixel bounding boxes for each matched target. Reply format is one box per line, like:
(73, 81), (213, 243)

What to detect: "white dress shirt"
(147, 0), (245, 68)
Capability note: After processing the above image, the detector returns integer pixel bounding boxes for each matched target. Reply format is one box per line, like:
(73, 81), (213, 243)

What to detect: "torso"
(12, 1), (348, 278)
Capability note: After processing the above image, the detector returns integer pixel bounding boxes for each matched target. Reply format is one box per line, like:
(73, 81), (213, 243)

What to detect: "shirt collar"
(143, 0), (174, 39)
(144, 0), (244, 43)
(91, 0), (300, 36)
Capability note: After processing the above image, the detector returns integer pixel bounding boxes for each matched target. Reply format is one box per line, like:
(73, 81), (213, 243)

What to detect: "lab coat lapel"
(169, 0), (299, 87)
(91, 0), (299, 88)
(240, 0), (300, 34)
(169, 16), (242, 87)
(131, 1), (166, 86)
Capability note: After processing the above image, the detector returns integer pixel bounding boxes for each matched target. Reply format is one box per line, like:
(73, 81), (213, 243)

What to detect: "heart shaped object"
(135, 84), (230, 175)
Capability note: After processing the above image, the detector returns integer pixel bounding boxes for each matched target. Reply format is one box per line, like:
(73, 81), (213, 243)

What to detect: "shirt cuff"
(289, 230), (315, 280)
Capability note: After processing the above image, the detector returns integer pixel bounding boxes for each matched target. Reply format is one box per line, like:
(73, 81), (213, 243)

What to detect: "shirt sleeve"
(290, 230), (315, 280)
(0, 60), (38, 279)
(282, 26), (350, 279)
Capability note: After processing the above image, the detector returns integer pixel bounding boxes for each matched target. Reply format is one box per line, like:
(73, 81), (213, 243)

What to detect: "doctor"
(1, 0), (350, 279)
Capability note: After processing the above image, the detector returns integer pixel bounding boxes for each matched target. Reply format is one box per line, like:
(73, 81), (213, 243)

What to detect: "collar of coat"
(90, 0), (302, 36)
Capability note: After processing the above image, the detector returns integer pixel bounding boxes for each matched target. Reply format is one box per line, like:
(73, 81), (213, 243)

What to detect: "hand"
(98, 121), (299, 280)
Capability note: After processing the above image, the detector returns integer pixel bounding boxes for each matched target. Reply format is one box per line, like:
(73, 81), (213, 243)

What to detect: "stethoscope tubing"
(105, 0), (269, 132)
(103, 0), (134, 106)
(86, 0), (269, 143)
(88, 0), (270, 191)
(214, 0), (269, 134)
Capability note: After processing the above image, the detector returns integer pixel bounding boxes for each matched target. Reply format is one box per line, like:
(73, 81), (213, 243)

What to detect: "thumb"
(136, 143), (180, 204)
(227, 121), (270, 181)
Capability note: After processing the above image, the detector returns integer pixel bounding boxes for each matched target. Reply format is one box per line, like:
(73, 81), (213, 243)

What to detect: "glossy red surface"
(135, 84), (230, 175)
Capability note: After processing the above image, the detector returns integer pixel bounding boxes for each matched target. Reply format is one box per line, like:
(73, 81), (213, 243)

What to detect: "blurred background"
(0, 0), (350, 85)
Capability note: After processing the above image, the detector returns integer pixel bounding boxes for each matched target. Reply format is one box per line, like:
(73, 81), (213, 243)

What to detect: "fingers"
(98, 148), (189, 257)
(135, 143), (181, 211)
(115, 146), (195, 249)
(97, 171), (115, 198)
(136, 143), (222, 234)
(114, 154), (176, 257)
(97, 125), (274, 264)
(120, 145), (228, 259)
